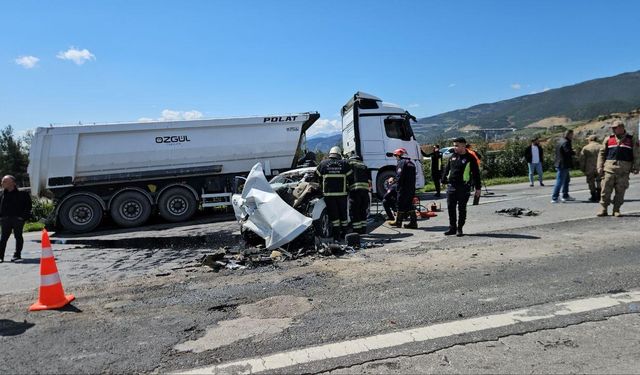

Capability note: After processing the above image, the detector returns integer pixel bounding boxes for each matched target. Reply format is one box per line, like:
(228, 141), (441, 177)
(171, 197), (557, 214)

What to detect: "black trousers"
(325, 196), (348, 238)
(397, 188), (415, 212)
(446, 185), (471, 229)
(382, 192), (397, 219)
(349, 190), (370, 231)
(432, 171), (441, 194)
(0, 216), (25, 259)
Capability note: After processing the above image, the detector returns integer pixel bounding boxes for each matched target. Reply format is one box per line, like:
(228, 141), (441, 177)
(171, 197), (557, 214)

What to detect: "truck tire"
(109, 191), (152, 228)
(313, 208), (331, 238)
(58, 195), (103, 233)
(376, 169), (397, 199)
(158, 187), (197, 222)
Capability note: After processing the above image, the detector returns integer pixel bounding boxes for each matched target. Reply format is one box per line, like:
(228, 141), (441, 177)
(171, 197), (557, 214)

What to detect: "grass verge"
(24, 221), (45, 232)
(421, 170), (585, 192)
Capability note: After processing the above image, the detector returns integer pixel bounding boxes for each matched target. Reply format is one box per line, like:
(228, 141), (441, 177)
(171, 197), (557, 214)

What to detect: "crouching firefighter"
(441, 137), (481, 237)
(316, 146), (353, 241)
(387, 148), (418, 229)
(348, 154), (372, 234)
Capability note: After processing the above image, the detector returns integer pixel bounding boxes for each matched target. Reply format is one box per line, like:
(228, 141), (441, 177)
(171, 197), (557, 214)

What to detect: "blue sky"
(2, 0), (639, 136)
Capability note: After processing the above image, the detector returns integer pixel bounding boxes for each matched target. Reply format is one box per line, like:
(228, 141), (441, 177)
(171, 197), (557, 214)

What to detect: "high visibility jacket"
(348, 160), (371, 191)
(316, 158), (353, 196)
(442, 152), (481, 190)
(605, 134), (634, 162)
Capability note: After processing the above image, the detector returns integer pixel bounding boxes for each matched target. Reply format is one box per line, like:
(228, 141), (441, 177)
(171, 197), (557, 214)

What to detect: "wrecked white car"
(231, 163), (330, 250)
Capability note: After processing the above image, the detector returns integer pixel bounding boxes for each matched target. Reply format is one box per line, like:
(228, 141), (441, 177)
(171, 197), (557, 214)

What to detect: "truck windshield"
(384, 117), (414, 141)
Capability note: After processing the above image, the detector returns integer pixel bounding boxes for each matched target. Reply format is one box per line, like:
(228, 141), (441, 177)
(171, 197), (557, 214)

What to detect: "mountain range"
(414, 70), (640, 142)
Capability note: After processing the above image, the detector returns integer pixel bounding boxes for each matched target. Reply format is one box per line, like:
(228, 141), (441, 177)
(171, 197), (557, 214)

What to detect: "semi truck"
(28, 113), (319, 233)
(28, 92), (424, 233)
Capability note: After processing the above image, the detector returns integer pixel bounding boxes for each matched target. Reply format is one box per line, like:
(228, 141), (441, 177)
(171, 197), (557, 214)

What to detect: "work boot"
(403, 212), (418, 229)
(387, 212), (405, 228)
(596, 207), (608, 217)
(456, 228), (464, 237)
(444, 226), (457, 236)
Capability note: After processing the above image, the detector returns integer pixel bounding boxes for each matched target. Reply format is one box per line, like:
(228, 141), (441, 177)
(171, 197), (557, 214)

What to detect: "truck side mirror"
(385, 152), (394, 157)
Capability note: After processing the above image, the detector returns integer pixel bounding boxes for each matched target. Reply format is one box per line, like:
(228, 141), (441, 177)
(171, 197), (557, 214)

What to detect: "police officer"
(426, 144), (442, 197)
(441, 137), (481, 236)
(596, 120), (640, 217)
(316, 146), (353, 240)
(579, 135), (603, 202)
(387, 148), (418, 229)
(348, 154), (371, 234)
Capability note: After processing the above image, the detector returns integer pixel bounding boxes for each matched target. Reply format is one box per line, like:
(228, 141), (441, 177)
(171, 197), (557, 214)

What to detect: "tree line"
(0, 125), (31, 187)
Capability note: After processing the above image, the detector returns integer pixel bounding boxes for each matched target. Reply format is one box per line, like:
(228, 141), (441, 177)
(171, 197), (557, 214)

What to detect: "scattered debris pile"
(199, 236), (384, 272)
(495, 207), (540, 217)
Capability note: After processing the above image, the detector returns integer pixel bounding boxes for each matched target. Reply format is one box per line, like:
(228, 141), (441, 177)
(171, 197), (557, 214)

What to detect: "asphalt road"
(1, 175), (639, 374)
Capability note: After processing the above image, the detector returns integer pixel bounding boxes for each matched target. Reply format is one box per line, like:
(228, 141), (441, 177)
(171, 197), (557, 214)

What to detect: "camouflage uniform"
(579, 138), (603, 202)
(597, 128), (640, 216)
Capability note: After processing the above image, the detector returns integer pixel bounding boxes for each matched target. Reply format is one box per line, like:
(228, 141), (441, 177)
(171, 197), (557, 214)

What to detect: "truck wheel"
(313, 208), (331, 238)
(376, 169), (397, 199)
(110, 191), (152, 227)
(158, 187), (197, 222)
(58, 195), (103, 233)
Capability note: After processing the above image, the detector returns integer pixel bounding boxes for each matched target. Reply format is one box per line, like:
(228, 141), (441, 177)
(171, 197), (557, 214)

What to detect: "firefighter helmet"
(392, 148), (407, 157)
(329, 146), (342, 158)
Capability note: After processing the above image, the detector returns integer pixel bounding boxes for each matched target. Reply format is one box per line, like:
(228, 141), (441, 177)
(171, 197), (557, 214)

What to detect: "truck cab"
(341, 92), (425, 197)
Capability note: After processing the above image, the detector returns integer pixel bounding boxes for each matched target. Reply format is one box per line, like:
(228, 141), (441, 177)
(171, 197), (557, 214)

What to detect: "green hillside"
(415, 70), (640, 142)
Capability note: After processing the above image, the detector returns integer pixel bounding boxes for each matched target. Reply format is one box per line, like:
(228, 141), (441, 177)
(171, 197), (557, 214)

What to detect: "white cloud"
(15, 55), (39, 69)
(56, 47), (96, 65)
(448, 83), (457, 88)
(510, 83), (522, 90)
(543, 87), (551, 92)
(306, 118), (341, 137)
(139, 109), (204, 122)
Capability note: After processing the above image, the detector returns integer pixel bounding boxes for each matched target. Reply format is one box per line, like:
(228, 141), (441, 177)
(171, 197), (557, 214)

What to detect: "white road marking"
(176, 290), (640, 374)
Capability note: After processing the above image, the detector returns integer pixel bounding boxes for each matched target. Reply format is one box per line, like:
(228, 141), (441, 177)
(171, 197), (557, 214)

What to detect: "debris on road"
(495, 207), (540, 217)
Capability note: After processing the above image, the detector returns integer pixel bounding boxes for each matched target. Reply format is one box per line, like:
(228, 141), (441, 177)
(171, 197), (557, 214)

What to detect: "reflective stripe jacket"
(605, 134), (634, 162)
(348, 160), (371, 191)
(316, 158), (353, 196)
(442, 152), (481, 190)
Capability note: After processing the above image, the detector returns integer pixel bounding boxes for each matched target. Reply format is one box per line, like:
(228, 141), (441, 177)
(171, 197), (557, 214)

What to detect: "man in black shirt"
(426, 144), (442, 197)
(441, 138), (482, 237)
(0, 175), (32, 262)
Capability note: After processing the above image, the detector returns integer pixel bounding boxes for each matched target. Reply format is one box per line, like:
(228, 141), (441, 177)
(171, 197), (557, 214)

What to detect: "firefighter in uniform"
(579, 135), (603, 202)
(441, 137), (481, 236)
(596, 120), (640, 217)
(348, 154), (371, 234)
(387, 148), (418, 229)
(316, 146), (353, 240)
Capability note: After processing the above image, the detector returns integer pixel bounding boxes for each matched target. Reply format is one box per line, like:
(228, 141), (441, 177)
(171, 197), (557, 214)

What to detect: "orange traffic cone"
(29, 230), (75, 311)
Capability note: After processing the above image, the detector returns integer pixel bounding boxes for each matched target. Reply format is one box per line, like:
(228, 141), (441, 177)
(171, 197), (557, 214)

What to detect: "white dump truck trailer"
(28, 113), (319, 232)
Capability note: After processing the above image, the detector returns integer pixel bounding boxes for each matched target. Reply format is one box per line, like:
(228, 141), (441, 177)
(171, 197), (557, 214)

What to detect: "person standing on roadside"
(426, 144), (442, 197)
(441, 138), (481, 237)
(347, 154), (371, 234)
(525, 137), (545, 187)
(551, 130), (576, 203)
(579, 135), (603, 202)
(386, 148), (418, 229)
(0, 175), (32, 262)
(596, 120), (640, 217)
(316, 146), (353, 241)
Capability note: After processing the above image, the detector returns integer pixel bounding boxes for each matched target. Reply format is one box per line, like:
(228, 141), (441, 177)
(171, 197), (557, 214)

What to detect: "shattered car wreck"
(231, 163), (331, 250)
